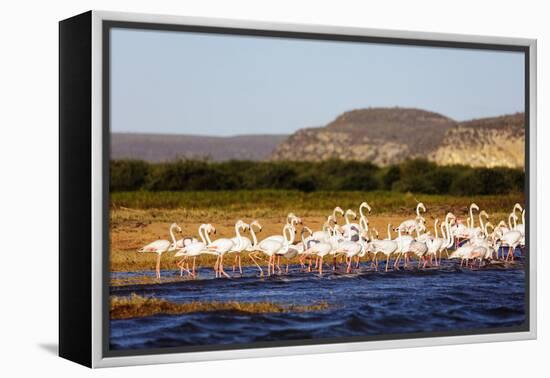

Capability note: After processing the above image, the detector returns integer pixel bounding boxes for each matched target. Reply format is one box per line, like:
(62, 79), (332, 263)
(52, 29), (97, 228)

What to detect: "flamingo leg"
(214, 255), (220, 278)
(218, 255), (230, 278)
(176, 257), (187, 277)
(248, 252), (264, 277)
(155, 253), (161, 280)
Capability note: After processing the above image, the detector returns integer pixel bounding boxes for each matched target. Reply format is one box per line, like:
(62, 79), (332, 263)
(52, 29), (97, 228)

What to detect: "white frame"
(91, 10), (537, 368)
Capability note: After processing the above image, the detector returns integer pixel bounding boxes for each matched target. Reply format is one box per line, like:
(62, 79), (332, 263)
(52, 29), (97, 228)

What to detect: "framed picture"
(59, 10), (537, 368)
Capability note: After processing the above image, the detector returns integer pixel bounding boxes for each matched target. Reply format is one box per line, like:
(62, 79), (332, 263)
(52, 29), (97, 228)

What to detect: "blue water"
(109, 257), (526, 351)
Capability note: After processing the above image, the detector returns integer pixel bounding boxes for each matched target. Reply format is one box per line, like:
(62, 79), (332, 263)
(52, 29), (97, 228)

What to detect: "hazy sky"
(110, 28), (525, 136)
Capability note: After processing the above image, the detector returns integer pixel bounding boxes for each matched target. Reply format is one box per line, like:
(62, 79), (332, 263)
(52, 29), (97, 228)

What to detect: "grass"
(110, 293), (329, 319)
(112, 190), (524, 216)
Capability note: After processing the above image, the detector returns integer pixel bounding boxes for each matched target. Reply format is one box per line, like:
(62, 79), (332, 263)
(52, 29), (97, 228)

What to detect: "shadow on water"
(109, 257), (526, 351)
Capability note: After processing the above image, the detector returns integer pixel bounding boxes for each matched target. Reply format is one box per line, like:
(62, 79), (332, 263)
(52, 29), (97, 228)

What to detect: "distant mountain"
(271, 108), (456, 165)
(111, 133), (288, 162)
(112, 108), (526, 169)
(271, 107), (525, 168)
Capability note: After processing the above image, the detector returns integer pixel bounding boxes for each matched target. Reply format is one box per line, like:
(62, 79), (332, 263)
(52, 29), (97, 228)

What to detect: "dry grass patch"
(110, 294), (329, 319)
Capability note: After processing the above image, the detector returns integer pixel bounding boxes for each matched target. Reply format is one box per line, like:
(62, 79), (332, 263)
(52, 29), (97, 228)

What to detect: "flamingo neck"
(479, 214), (485, 232)
(250, 226), (258, 247)
(360, 216), (368, 232)
(359, 203), (370, 219)
(445, 215), (453, 248)
(234, 223), (243, 246)
(205, 227), (213, 245)
(434, 220), (439, 239)
(198, 225), (206, 244)
(169, 225), (177, 248)
(332, 208), (342, 223)
(284, 226), (295, 244)
(301, 229), (309, 245)
(387, 224), (392, 240)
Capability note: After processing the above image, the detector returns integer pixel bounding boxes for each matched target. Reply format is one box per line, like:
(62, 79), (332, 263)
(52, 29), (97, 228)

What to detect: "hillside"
(271, 108), (525, 168)
(271, 108), (456, 165)
(111, 109), (525, 169)
(428, 113), (525, 168)
(111, 133), (288, 162)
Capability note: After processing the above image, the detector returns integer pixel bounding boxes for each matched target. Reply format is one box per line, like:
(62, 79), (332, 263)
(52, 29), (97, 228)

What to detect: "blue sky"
(110, 28), (525, 136)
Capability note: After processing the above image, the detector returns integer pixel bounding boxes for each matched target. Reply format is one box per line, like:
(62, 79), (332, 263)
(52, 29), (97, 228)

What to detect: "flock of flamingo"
(138, 202), (526, 280)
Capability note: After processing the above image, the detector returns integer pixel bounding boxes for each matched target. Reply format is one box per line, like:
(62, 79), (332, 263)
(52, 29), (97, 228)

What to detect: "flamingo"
(356, 201), (372, 236)
(175, 234), (198, 249)
(397, 202), (426, 234)
(342, 209), (360, 241)
(256, 224), (296, 276)
(511, 205), (525, 249)
(450, 221), (494, 268)
(174, 224), (216, 278)
(138, 223), (181, 279)
(497, 228), (522, 262)
(208, 220), (247, 278)
(263, 214), (300, 244)
(334, 238), (363, 273)
(425, 219), (444, 267)
(407, 225), (429, 268)
(437, 213), (456, 263)
(370, 234), (399, 272)
(302, 229), (333, 276)
(392, 226), (414, 269)
(227, 220), (257, 275)
(297, 226), (321, 272)
(332, 206), (344, 224)
(312, 216), (336, 241)
(464, 203), (481, 239)
(263, 213), (301, 271)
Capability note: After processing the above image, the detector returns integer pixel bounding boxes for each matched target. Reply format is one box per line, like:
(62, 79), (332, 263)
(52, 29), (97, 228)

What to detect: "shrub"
(110, 158), (525, 195)
(110, 160), (149, 191)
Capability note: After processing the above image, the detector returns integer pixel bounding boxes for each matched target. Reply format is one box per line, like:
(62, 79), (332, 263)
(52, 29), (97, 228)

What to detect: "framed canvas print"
(59, 10), (537, 368)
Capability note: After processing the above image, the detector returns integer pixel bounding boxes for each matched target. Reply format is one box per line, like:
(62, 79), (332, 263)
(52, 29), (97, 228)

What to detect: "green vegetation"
(110, 294), (329, 319)
(111, 189), (523, 215)
(111, 158), (524, 196)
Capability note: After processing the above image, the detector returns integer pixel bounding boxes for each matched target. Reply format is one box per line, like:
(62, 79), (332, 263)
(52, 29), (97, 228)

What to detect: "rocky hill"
(271, 108), (525, 168)
(428, 113), (525, 168)
(111, 133), (288, 162)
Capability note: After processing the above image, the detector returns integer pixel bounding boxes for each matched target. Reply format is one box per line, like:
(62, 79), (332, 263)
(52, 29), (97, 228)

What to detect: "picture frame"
(59, 10), (537, 368)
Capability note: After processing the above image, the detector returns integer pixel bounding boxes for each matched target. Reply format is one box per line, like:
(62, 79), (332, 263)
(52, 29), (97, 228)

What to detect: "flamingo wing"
(258, 239), (283, 255)
(208, 238), (234, 253)
(139, 239), (170, 253)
